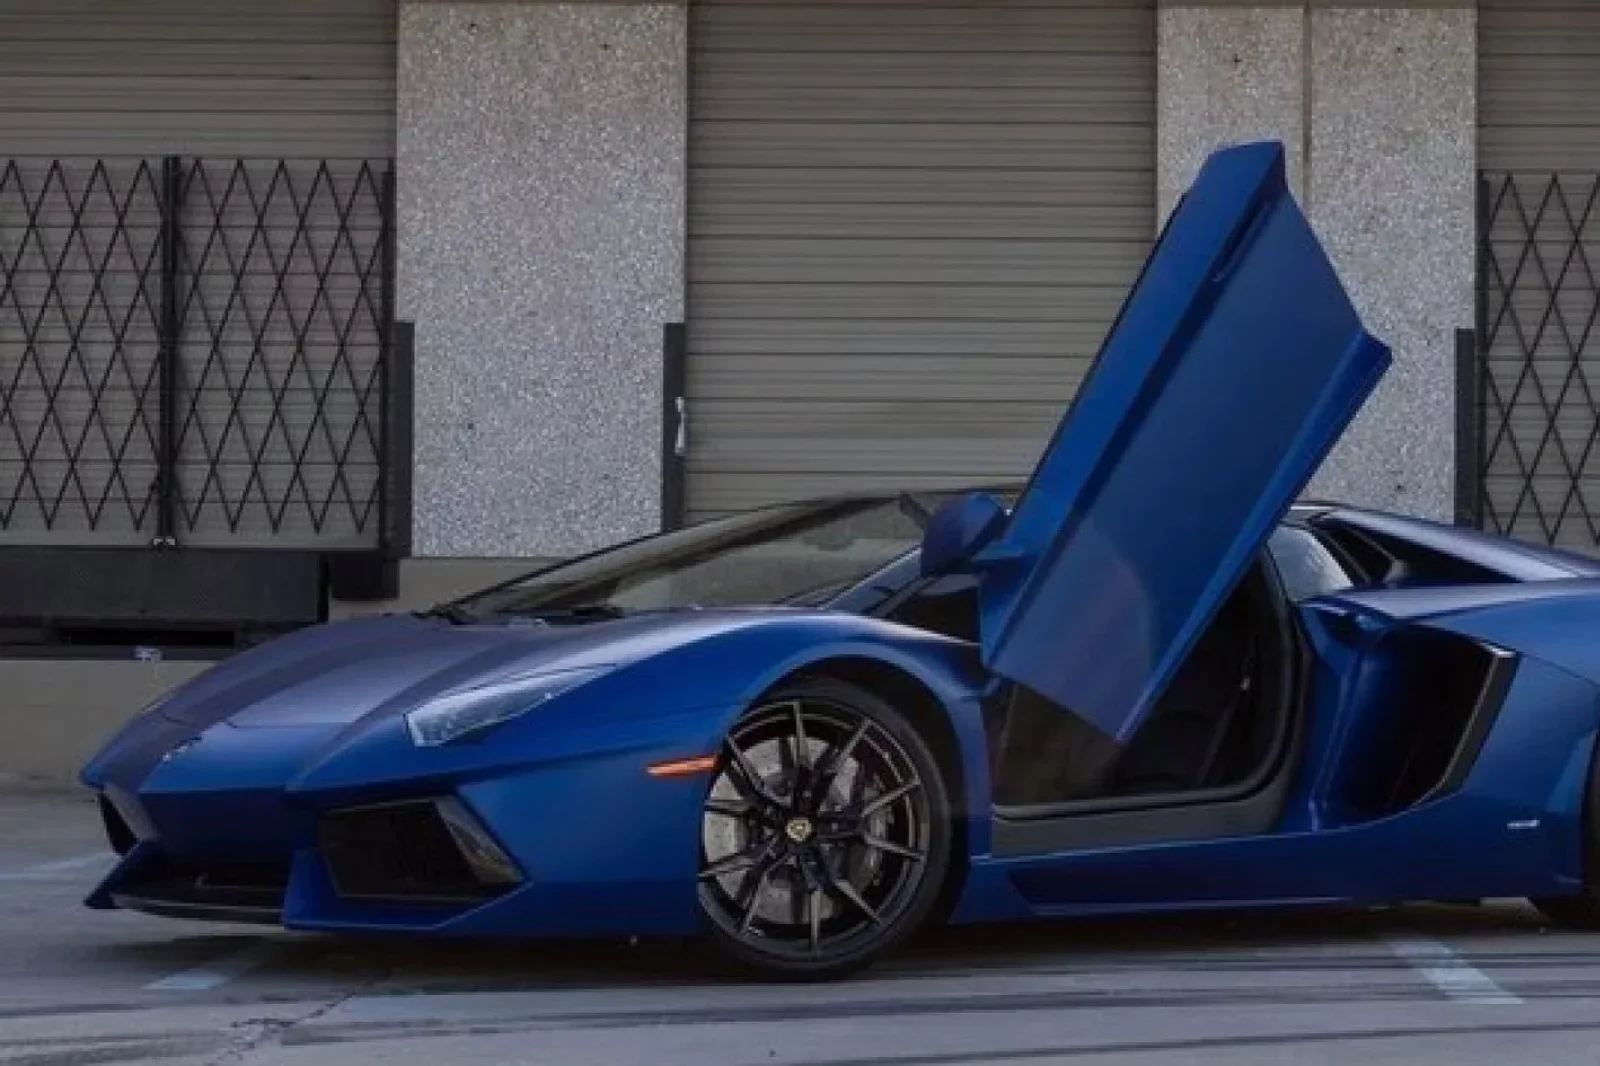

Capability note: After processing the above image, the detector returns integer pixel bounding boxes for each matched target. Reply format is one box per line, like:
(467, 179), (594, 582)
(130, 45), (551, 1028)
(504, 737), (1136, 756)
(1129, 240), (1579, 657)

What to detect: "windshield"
(449, 494), (943, 620)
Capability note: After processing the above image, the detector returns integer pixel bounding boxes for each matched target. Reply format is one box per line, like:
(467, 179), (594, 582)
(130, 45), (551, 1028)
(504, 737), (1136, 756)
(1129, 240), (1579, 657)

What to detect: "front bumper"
(83, 722), (724, 939)
(93, 791), (523, 925)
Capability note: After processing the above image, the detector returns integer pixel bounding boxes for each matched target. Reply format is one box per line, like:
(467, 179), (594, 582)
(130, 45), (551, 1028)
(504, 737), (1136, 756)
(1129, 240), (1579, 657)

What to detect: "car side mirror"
(919, 492), (1009, 576)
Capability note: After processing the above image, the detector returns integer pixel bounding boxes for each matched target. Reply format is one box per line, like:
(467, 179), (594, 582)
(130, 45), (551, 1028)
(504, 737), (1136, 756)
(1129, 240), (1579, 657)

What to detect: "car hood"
(154, 609), (787, 731)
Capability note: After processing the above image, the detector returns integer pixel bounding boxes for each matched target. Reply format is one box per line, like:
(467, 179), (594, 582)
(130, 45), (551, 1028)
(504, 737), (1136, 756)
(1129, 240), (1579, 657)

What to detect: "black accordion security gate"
(1473, 171), (1600, 554)
(0, 156), (408, 645)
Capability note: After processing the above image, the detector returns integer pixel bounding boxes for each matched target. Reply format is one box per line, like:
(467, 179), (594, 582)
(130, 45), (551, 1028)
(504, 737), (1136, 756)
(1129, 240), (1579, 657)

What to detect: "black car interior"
(882, 554), (1294, 810)
(983, 563), (1284, 807)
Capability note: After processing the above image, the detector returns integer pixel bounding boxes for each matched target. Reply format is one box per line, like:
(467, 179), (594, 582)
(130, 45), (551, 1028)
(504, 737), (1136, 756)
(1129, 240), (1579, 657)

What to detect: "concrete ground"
(5, 789), (1600, 1066)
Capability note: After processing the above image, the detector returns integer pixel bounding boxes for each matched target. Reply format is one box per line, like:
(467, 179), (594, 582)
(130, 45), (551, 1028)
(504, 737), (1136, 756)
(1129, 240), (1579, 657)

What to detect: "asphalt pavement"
(5, 787), (1600, 1066)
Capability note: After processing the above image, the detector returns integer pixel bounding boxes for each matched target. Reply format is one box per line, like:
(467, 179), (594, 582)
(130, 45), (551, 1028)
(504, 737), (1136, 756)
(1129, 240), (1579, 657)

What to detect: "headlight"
(404, 665), (612, 748)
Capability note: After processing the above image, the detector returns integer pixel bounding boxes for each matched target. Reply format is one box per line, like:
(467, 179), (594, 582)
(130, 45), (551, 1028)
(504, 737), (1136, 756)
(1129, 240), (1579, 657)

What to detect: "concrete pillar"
(1158, 7), (1307, 217)
(397, 1), (687, 558)
(1157, 2), (1476, 522)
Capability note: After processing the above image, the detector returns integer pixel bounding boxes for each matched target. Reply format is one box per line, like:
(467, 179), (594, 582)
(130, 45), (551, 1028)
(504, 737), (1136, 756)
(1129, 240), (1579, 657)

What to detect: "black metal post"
(153, 155), (183, 548)
(1472, 172), (1494, 534)
(661, 321), (687, 531)
(387, 319), (415, 562)
(378, 164), (397, 559)
(1454, 328), (1481, 528)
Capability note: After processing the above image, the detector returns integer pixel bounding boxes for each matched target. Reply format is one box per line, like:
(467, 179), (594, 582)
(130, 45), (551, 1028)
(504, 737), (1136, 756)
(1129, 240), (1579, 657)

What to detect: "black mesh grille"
(1476, 171), (1600, 553)
(115, 853), (289, 915)
(0, 155), (397, 550)
(319, 800), (504, 903)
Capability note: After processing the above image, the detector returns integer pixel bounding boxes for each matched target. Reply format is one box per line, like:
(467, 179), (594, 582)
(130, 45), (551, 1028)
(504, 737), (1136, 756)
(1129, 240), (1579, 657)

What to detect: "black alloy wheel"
(697, 677), (953, 980)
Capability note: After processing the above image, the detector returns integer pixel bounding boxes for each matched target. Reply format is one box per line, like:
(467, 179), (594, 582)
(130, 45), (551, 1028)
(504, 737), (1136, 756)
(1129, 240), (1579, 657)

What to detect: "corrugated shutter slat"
(686, 0), (1156, 521)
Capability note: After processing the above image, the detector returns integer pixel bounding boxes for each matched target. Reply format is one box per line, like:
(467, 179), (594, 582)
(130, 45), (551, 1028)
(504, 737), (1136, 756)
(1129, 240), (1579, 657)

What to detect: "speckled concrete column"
(1157, 4), (1475, 522)
(1305, 6), (1475, 521)
(398, 2), (687, 558)
(1157, 7), (1305, 222)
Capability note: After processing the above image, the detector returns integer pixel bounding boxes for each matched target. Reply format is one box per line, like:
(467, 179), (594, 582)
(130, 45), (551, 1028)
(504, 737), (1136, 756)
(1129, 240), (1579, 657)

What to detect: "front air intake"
(318, 797), (522, 904)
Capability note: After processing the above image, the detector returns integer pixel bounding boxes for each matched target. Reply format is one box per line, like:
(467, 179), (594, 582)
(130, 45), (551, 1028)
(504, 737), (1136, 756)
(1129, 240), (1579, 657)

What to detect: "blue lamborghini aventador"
(79, 141), (1600, 980)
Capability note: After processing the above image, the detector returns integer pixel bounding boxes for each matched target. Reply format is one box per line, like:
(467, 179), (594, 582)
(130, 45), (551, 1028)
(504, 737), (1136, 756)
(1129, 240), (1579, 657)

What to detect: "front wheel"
(697, 677), (953, 980)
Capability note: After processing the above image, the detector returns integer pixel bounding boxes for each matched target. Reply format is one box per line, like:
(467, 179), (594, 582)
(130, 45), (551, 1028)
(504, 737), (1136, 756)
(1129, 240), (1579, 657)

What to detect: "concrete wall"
(1158, 7), (1307, 212)
(326, 557), (550, 620)
(7, 660), (212, 788)
(399, 0), (687, 559)
(1157, 1), (1476, 523)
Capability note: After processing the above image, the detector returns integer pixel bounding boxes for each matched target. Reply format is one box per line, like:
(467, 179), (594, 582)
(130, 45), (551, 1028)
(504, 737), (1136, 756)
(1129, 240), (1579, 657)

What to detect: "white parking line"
(1385, 935), (1523, 1005)
(27, 852), (113, 873)
(145, 942), (279, 992)
(0, 852), (113, 881)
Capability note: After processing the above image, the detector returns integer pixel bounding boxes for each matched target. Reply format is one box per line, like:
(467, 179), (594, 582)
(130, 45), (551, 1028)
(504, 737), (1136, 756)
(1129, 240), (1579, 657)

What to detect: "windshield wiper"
(495, 603), (628, 623)
(897, 492), (933, 531)
(416, 602), (476, 625)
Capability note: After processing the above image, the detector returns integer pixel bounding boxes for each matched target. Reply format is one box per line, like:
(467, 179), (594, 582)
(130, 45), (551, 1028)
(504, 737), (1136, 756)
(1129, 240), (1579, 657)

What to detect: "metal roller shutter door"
(0, 0), (395, 550)
(1477, 2), (1600, 550)
(686, 0), (1156, 521)
(0, 0), (395, 159)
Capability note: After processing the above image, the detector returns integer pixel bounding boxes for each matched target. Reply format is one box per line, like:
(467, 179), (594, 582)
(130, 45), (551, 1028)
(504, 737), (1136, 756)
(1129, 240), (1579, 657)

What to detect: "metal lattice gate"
(1475, 170), (1600, 553)
(0, 156), (398, 554)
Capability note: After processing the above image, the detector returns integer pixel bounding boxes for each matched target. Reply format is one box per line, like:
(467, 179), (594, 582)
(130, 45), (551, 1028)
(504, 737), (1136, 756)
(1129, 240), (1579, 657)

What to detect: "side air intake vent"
(1335, 631), (1518, 820)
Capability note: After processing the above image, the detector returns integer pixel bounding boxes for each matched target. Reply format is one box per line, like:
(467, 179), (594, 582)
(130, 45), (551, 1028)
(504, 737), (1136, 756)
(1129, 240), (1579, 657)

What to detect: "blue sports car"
(79, 141), (1600, 980)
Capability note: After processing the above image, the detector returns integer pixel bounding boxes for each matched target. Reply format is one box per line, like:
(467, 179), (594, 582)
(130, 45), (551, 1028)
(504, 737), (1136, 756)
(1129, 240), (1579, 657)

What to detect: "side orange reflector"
(647, 755), (718, 778)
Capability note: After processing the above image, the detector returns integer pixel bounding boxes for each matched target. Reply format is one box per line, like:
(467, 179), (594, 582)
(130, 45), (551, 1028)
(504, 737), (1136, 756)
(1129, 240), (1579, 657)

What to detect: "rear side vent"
(1336, 631), (1518, 819)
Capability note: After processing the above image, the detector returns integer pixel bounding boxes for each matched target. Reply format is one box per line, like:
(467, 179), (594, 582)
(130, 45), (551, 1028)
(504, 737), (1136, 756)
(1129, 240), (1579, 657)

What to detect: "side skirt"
(991, 760), (1298, 857)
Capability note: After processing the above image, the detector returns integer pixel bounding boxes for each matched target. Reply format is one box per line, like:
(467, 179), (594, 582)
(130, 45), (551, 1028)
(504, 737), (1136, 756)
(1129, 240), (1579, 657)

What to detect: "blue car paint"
(1363, 584), (1600, 692)
(77, 139), (1600, 946)
(967, 141), (1390, 744)
(954, 652), (1600, 922)
(84, 605), (998, 937)
(1319, 507), (1600, 581)
(942, 595), (1600, 926)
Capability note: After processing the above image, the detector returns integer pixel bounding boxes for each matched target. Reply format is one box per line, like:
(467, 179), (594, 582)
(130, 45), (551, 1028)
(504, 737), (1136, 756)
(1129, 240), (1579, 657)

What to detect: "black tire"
(1533, 744), (1600, 928)
(696, 676), (954, 981)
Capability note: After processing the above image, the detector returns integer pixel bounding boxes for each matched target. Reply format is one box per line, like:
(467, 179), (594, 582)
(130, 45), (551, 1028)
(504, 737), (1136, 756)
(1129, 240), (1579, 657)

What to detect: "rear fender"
(1293, 589), (1600, 886)
(1320, 580), (1600, 687)
(1422, 593), (1600, 691)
